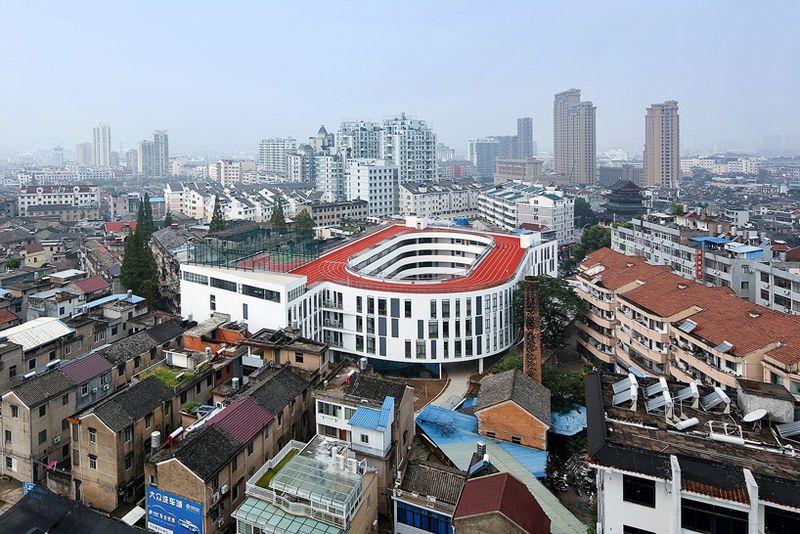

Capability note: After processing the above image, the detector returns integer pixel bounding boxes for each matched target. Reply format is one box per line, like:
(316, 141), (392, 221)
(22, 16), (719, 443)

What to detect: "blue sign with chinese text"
(146, 486), (203, 534)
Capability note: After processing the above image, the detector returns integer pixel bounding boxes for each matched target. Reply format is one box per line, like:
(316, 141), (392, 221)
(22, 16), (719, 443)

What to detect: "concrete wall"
(453, 513), (526, 534)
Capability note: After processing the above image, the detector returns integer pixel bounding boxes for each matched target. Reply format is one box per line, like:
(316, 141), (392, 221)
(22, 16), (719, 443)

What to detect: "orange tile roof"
(578, 247), (671, 290)
(591, 248), (800, 366)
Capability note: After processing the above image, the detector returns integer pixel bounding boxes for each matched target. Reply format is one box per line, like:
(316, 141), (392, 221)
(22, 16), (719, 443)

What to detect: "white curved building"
(180, 218), (557, 375)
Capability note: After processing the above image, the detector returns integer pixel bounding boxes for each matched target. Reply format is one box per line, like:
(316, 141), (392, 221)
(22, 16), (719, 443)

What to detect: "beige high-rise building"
(92, 122), (111, 166)
(553, 89), (596, 184)
(644, 100), (680, 188)
(76, 142), (93, 165)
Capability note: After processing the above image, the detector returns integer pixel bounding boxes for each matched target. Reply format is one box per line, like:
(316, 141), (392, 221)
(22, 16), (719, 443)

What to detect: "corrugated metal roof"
(83, 293), (145, 310)
(348, 406), (381, 430)
(60, 353), (112, 385)
(210, 397), (273, 445)
(2, 317), (74, 351)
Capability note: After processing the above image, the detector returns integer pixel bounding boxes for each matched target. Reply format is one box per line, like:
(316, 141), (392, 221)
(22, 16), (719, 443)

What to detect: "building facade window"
(681, 498), (748, 534)
(622, 475), (656, 508)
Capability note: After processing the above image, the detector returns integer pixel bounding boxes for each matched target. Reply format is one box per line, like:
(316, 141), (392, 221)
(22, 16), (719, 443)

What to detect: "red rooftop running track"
(289, 225), (528, 294)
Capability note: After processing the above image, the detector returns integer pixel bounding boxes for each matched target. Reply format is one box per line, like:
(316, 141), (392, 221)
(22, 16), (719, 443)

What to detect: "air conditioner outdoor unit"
(53, 436), (62, 444)
(220, 484), (228, 495)
(211, 491), (220, 503)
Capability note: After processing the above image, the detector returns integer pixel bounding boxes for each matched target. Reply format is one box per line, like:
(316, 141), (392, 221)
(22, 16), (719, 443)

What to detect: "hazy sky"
(2, 1), (798, 156)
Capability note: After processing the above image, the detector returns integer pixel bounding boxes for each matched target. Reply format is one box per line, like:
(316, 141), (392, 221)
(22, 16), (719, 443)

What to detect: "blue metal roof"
(349, 396), (394, 431)
(690, 236), (732, 245)
(550, 404), (587, 437)
(83, 293), (145, 310)
(728, 245), (762, 254)
(348, 406), (382, 431)
(378, 397), (394, 430)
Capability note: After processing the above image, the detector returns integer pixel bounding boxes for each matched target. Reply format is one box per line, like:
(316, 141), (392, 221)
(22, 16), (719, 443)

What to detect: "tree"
(512, 276), (588, 349)
(136, 193), (156, 242)
(542, 366), (587, 412)
(573, 224), (611, 262)
(574, 197), (598, 227)
(294, 209), (314, 241)
(209, 195), (225, 233)
(669, 200), (685, 216)
(271, 198), (287, 234)
(4, 259), (20, 269)
(162, 211), (173, 228)
(119, 229), (158, 304)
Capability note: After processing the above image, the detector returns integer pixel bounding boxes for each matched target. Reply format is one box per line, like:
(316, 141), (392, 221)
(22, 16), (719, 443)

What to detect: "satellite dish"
(742, 409), (767, 423)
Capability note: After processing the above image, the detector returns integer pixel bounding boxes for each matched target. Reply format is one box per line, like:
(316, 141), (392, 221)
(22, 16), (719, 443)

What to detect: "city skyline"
(1, 2), (799, 156)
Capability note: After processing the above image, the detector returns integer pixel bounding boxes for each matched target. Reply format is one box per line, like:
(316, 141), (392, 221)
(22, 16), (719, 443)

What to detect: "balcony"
(583, 310), (617, 330)
(613, 346), (649, 377)
(671, 344), (738, 388)
(322, 300), (343, 310)
(617, 313), (669, 343)
(578, 335), (614, 364)
(616, 327), (669, 364)
(574, 286), (616, 312)
(577, 321), (615, 346)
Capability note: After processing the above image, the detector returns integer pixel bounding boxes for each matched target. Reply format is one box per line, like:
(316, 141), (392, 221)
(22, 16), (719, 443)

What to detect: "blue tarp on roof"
(348, 406), (382, 430)
(460, 398), (477, 409)
(83, 293), (145, 310)
(550, 404), (587, 436)
(416, 404), (547, 478)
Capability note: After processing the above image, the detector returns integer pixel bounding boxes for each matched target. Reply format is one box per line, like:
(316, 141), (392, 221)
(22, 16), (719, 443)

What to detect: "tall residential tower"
(644, 100), (680, 188)
(516, 117), (534, 158)
(137, 130), (170, 177)
(553, 89), (596, 184)
(92, 123), (111, 166)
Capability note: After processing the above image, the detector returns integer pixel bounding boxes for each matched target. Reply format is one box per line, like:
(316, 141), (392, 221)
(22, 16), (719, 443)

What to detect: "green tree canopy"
(669, 200), (685, 216)
(512, 276), (588, 349)
(120, 229), (158, 304)
(574, 197), (598, 227)
(294, 208), (314, 241)
(136, 193), (157, 242)
(209, 195), (225, 232)
(271, 198), (287, 234)
(573, 224), (611, 262)
(163, 211), (173, 228)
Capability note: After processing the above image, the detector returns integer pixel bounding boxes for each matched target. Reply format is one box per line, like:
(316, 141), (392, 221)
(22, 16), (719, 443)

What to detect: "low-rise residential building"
(295, 199), (370, 228)
(71, 375), (175, 511)
(478, 182), (576, 243)
(2, 317), (83, 375)
(392, 460), (466, 534)
(493, 157), (544, 185)
(587, 372), (800, 534)
(18, 185), (100, 217)
(398, 179), (484, 219)
(1, 353), (113, 483)
(452, 472), (551, 534)
(241, 327), (329, 378)
(473, 369), (551, 450)
(145, 366), (313, 534)
(313, 371), (415, 514)
(576, 248), (800, 398)
(234, 435), (379, 534)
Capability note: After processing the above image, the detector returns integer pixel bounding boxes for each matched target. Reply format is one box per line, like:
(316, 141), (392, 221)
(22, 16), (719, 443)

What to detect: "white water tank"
(232, 377), (240, 390)
(151, 431), (161, 449)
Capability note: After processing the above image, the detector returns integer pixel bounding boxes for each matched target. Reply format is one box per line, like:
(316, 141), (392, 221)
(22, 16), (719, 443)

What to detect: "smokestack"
(523, 276), (543, 383)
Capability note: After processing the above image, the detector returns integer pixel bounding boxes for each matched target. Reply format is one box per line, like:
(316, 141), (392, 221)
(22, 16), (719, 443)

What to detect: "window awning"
(678, 320), (697, 333)
(714, 340), (733, 353)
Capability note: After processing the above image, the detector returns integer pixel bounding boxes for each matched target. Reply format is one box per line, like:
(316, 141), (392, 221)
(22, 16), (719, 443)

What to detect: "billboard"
(146, 487), (203, 534)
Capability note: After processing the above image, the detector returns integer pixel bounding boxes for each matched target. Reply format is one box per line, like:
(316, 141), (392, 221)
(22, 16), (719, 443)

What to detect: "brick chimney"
(523, 276), (542, 383)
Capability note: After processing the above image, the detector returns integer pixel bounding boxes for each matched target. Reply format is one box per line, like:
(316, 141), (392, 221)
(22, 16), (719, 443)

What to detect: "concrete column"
(670, 455), (681, 534)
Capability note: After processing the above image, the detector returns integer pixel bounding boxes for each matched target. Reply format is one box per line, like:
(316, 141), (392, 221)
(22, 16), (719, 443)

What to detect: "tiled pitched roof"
(475, 369), (551, 425)
(91, 376), (173, 431)
(59, 353), (112, 385)
(209, 397), (273, 445)
(163, 425), (241, 481)
(9, 369), (73, 407)
(248, 367), (308, 415)
(104, 221), (137, 234)
(145, 320), (186, 345)
(454, 472), (550, 533)
(400, 461), (465, 505)
(0, 308), (18, 325)
(343, 374), (407, 404)
(72, 276), (110, 294)
(99, 331), (158, 366)
(579, 247), (671, 290)
(618, 271), (724, 318)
